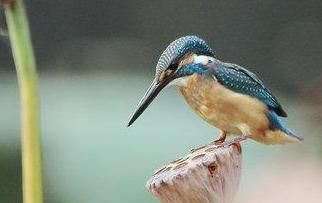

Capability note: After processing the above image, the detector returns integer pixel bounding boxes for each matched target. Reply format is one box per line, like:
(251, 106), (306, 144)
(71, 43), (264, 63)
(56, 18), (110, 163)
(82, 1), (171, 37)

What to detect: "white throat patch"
(167, 76), (191, 87)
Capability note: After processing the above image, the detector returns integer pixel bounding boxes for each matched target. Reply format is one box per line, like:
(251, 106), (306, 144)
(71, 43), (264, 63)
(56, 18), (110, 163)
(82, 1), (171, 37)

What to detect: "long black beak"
(127, 78), (169, 127)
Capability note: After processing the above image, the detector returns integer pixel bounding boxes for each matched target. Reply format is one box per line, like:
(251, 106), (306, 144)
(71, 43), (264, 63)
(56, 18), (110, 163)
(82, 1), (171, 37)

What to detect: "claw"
(213, 130), (227, 145)
(214, 137), (226, 145)
(214, 135), (248, 148)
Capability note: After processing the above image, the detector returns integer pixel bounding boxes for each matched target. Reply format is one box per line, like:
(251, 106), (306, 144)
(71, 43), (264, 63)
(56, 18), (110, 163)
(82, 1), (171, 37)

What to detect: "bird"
(127, 35), (303, 145)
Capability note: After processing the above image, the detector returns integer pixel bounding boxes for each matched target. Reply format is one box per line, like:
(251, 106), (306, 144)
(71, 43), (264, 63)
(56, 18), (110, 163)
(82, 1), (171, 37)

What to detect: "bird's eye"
(168, 62), (178, 71)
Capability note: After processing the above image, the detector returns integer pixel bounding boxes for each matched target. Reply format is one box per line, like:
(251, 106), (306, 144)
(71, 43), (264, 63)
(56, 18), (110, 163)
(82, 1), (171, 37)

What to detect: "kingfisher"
(127, 36), (303, 145)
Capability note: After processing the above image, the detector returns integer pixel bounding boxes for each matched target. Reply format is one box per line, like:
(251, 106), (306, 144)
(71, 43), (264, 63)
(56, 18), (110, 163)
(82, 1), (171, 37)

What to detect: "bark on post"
(146, 142), (242, 203)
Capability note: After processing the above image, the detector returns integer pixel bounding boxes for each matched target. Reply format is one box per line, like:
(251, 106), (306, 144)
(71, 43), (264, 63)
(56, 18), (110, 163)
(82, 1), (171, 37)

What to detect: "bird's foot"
(213, 137), (226, 145)
(213, 131), (227, 145)
(214, 135), (248, 148)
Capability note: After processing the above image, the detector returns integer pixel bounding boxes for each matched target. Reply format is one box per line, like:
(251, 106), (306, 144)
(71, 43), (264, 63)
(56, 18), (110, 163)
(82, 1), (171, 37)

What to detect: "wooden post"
(146, 142), (242, 203)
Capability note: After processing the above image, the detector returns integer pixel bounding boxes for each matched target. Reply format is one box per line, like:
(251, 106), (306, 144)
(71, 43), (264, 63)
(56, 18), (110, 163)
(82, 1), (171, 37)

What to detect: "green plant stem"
(4, 1), (43, 203)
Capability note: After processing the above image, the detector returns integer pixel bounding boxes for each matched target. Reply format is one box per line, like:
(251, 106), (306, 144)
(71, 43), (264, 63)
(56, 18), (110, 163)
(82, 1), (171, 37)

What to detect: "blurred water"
(0, 72), (320, 203)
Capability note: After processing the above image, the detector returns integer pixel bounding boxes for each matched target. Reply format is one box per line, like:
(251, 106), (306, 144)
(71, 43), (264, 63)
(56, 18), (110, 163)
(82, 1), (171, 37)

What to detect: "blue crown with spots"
(155, 36), (214, 76)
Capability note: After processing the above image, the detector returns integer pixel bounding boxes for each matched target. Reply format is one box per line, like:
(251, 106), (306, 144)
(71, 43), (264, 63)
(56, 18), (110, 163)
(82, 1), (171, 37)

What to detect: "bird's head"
(127, 35), (215, 126)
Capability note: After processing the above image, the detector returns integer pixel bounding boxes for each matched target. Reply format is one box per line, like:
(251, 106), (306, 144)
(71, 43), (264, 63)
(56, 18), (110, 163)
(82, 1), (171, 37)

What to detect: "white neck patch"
(167, 76), (191, 87)
(193, 55), (214, 65)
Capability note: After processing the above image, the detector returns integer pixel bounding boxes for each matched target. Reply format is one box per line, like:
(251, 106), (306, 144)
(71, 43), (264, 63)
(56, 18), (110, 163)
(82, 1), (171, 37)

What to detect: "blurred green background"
(0, 1), (322, 202)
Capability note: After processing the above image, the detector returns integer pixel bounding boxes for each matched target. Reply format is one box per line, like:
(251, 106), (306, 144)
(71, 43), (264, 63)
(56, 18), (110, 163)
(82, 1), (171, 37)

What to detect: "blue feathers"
(156, 36), (214, 76)
(267, 111), (303, 141)
(210, 62), (287, 117)
(176, 59), (288, 118)
(176, 63), (207, 77)
(155, 35), (286, 117)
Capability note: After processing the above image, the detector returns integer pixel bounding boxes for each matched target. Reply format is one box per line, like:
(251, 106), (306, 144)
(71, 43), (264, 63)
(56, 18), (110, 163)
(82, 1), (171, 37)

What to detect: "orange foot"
(214, 130), (227, 145)
(215, 135), (248, 148)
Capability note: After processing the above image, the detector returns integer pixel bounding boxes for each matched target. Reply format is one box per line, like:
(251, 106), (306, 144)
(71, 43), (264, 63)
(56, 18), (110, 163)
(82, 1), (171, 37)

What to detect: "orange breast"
(179, 74), (270, 136)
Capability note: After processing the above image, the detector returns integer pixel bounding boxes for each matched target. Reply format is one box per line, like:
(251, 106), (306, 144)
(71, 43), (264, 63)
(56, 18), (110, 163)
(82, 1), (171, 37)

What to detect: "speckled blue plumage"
(177, 63), (207, 76)
(178, 61), (287, 117)
(156, 36), (214, 76)
(155, 35), (287, 117)
(211, 61), (287, 117)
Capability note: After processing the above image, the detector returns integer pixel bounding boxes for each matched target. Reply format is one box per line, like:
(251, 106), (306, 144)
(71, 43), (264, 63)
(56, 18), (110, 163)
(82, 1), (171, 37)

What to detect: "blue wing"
(208, 61), (287, 117)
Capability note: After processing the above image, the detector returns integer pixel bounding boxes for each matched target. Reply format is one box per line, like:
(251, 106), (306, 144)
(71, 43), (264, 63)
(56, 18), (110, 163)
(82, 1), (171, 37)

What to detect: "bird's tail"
(267, 110), (303, 142)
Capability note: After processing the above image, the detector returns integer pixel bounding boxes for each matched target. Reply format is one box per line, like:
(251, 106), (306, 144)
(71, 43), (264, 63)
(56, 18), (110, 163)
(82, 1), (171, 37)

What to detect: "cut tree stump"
(146, 142), (242, 203)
